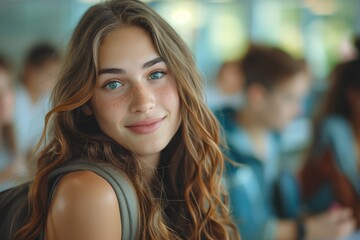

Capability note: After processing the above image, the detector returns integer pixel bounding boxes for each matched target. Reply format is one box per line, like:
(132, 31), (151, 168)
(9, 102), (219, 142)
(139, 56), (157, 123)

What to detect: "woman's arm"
(46, 171), (122, 240)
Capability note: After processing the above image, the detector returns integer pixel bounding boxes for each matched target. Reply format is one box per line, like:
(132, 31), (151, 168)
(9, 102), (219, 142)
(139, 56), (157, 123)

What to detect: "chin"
(131, 140), (169, 156)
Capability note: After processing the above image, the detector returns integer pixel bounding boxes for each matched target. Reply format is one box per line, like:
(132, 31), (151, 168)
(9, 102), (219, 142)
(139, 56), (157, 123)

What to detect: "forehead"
(98, 26), (159, 68)
(269, 73), (309, 96)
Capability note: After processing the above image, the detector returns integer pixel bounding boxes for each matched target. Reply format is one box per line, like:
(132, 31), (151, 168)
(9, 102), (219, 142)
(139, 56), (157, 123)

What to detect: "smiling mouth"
(126, 117), (165, 134)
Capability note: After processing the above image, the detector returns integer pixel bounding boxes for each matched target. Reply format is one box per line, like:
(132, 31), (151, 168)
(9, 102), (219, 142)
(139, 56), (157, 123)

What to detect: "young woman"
(217, 44), (355, 239)
(300, 58), (360, 227)
(13, 1), (239, 239)
(0, 55), (27, 191)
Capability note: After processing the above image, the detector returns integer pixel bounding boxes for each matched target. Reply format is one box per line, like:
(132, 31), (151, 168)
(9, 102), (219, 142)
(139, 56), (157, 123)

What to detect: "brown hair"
(15, 0), (239, 239)
(317, 59), (360, 121)
(242, 44), (305, 89)
(24, 43), (59, 69)
(307, 59), (360, 160)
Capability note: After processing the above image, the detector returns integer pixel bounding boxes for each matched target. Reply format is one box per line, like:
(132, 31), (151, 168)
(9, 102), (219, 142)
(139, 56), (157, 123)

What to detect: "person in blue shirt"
(217, 44), (356, 240)
(0, 55), (28, 191)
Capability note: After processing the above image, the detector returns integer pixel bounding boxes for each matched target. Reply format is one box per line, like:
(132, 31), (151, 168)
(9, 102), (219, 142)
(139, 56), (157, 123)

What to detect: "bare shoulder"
(46, 171), (122, 240)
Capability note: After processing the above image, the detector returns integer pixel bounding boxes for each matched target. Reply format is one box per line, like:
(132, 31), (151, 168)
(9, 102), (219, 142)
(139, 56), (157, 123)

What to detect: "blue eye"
(105, 81), (123, 90)
(149, 71), (165, 80)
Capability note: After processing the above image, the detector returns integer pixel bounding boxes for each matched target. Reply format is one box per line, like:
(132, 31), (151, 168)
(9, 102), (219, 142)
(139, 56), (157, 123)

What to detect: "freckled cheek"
(155, 83), (180, 110)
(91, 94), (128, 126)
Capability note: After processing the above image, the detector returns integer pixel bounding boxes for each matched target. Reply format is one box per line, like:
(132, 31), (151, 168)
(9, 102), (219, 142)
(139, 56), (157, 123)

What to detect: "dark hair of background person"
(24, 43), (60, 69)
(242, 44), (305, 89)
(307, 58), (360, 159)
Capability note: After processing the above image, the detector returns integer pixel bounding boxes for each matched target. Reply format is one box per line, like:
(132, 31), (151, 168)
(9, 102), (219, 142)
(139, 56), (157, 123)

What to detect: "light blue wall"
(0, 0), (90, 74)
(0, 0), (359, 84)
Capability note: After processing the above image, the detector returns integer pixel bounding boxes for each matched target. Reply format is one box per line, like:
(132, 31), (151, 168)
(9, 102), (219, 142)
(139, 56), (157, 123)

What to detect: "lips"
(126, 117), (165, 134)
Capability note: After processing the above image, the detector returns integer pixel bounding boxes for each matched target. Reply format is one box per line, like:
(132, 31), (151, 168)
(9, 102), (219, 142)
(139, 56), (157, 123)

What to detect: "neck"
(237, 106), (268, 136)
(237, 106), (269, 161)
(138, 153), (160, 184)
(24, 82), (42, 104)
(28, 86), (42, 103)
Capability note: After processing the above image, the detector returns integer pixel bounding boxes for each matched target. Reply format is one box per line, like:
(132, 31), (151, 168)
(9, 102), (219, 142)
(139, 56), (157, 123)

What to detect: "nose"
(129, 84), (155, 113)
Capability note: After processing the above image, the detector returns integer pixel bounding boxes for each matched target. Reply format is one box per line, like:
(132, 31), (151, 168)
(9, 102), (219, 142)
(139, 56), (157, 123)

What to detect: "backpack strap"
(46, 160), (139, 240)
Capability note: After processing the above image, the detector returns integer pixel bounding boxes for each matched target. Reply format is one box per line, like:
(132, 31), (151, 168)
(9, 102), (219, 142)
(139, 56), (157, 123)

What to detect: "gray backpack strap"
(46, 161), (139, 240)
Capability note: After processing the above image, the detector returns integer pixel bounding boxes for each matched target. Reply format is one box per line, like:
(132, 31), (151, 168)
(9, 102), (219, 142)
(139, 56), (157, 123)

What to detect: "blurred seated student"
(14, 43), (61, 159)
(0, 55), (28, 191)
(300, 57), (360, 228)
(206, 60), (244, 111)
(216, 44), (355, 240)
(280, 60), (313, 163)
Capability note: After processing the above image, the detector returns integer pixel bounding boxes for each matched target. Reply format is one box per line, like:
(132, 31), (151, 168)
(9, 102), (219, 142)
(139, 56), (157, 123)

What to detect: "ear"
(81, 103), (93, 116)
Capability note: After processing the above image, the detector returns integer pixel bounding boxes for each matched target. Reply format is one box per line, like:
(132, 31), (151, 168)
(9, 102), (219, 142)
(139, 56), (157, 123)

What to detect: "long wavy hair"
(315, 59), (360, 124)
(14, 1), (239, 239)
(306, 59), (360, 160)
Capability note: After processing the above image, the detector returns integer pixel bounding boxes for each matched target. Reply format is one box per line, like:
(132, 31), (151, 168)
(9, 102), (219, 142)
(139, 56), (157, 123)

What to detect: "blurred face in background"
(217, 61), (243, 95)
(0, 68), (14, 126)
(256, 72), (310, 131)
(24, 59), (61, 96)
(36, 59), (61, 93)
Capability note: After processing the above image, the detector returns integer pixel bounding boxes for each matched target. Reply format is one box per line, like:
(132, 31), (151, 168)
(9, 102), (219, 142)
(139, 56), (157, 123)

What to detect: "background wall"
(0, 0), (359, 87)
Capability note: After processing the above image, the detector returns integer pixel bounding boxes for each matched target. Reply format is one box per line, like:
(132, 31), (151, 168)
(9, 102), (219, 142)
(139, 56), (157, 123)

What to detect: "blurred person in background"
(206, 60), (244, 112)
(0, 55), (28, 191)
(14, 43), (61, 163)
(217, 44), (355, 240)
(300, 54), (360, 231)
(280, 59), (313, 170)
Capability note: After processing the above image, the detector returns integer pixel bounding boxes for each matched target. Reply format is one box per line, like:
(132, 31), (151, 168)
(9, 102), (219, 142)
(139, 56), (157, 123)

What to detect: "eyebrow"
(142, 57), (164, 69)
(98, 57), (165, 75)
